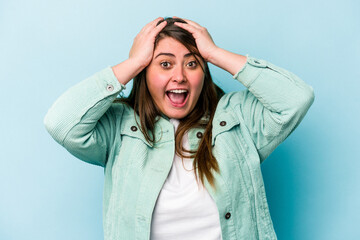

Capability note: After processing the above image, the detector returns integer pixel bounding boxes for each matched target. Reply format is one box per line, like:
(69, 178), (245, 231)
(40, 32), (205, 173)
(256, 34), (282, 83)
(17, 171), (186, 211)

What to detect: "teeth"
(168, 89), (188, 94)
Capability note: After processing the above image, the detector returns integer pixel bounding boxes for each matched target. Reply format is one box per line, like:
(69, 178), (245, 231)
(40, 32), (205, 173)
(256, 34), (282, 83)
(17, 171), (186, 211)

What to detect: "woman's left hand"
(174, 17), (247, 75)
(173, 17), (219, 63)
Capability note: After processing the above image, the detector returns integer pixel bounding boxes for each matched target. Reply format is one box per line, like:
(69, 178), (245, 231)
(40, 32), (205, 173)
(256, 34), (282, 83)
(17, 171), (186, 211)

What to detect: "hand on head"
(129, 17), (219, 71)
(172, 17), (218, 63)
(128, 17), (167, 69)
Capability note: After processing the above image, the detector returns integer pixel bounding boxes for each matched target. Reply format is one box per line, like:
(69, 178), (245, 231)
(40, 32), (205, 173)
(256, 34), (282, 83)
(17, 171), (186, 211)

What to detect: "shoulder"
(104, 100), (137, 125)
(212, 90), (257, 131)
(216, 90), (252, 113)
(212, 91), (248, 125)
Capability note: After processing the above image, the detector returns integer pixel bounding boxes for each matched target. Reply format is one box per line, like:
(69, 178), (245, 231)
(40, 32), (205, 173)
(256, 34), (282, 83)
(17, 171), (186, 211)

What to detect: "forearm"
(208, 47), (248, 76)
(234, 57), (314, 114)
(111, 58), (146, 86)
(44, 67), (123, 146)
(230, 56), (315, 161)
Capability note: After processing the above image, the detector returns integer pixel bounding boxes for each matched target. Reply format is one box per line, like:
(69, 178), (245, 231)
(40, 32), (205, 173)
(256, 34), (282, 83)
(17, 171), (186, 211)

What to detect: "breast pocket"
(115, 119), (152, 167)
(212, 111), (240, 144)
(212, 111), (249, 161)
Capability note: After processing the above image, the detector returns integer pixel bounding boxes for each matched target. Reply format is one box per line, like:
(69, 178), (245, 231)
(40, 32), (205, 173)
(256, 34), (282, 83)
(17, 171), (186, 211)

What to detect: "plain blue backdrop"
(1, 0), (359, 239)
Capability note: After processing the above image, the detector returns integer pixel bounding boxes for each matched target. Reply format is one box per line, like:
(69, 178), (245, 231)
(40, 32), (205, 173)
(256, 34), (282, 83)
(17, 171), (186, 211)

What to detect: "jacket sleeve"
(43, 67), (126, 167)
(231, 56), (315, 162)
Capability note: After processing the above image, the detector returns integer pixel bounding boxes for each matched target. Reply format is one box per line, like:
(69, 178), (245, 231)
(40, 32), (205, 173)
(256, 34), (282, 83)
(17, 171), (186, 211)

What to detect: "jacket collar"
(121, 105), (240, 147)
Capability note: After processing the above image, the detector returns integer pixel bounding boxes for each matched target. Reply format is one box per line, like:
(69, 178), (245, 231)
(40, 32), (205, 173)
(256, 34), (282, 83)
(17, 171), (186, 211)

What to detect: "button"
(225, 212), (231, 219)
(107, 84), (114, 92)
(131, 126), (138, 132)
(249, 58), (266, 68)
(196, 132), (203, 138)
(220, 121), (226, 126)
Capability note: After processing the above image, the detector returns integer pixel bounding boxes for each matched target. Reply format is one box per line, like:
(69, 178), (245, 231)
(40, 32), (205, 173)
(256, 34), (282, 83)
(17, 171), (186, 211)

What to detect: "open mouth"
(166, 89), (189, 107)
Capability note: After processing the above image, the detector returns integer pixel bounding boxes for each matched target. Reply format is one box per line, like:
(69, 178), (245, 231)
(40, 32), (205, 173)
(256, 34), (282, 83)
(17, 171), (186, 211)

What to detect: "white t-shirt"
(150, 119), (222, 240)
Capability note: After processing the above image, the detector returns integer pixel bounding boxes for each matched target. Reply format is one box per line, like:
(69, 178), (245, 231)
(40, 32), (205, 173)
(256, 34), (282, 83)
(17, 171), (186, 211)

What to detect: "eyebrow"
(154, 52), (194, 59)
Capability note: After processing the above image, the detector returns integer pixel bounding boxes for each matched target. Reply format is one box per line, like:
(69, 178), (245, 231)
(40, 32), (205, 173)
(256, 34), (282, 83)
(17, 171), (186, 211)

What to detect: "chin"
(163, 110), (189, 120)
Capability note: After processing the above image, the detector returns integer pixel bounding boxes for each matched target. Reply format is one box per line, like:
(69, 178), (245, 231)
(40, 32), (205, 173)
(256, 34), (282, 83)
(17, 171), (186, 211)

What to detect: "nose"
(172, 65), (186, 83)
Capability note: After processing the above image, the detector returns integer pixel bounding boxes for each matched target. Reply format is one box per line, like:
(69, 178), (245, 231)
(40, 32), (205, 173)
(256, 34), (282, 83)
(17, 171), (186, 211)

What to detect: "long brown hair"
(116, 17), (224, 187)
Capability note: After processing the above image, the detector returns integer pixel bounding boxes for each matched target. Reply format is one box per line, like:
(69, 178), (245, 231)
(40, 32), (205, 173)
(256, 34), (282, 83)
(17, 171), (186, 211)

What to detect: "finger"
(149, 17), (165, 28)
(141, 17), (164, 33)
(172, 16), (182, 20)
(173, 16), (202, 29)
(174, 21), (199, 35)
(150, 20), (167, 36)
(174, 21), (203, 35)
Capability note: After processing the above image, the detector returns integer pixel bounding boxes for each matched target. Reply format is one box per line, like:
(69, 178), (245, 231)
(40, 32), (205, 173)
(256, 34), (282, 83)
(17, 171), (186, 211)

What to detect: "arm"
(207, 46), (314, 161)
(43, 67), (126, 167)
(230, 56), (314, 161)
(44, 17), (167, 166)
(175, 18), (314, 161)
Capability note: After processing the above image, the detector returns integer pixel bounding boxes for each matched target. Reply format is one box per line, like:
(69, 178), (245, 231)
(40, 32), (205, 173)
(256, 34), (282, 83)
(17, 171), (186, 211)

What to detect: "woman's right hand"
(112, 17), (167, 85)
(129, 17), (167, 69)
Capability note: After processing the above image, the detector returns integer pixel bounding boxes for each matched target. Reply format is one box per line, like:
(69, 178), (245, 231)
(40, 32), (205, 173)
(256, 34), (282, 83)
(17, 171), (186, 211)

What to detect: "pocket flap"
(120, 117), (153, 147)
(212, 111), (240, 146)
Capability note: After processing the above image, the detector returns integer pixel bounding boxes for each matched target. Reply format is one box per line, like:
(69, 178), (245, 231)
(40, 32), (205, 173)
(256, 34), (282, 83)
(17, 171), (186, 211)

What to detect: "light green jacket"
(44, 56), (314, 240)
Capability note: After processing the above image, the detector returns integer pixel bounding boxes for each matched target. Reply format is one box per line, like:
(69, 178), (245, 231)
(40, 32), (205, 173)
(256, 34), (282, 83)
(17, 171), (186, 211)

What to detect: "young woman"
(44, 17), (314, 240)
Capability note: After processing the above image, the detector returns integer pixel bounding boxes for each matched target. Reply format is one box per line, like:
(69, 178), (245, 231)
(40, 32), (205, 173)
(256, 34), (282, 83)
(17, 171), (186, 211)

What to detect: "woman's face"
(146, 37), (205, 119)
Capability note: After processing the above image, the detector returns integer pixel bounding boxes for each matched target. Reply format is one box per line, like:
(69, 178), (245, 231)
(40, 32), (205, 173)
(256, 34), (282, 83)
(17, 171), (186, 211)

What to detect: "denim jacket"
(44, 56), (314, 240)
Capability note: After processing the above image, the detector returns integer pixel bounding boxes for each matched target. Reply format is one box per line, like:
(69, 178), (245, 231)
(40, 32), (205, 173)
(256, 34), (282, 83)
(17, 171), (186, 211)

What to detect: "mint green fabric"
(44, 56), (314, 240)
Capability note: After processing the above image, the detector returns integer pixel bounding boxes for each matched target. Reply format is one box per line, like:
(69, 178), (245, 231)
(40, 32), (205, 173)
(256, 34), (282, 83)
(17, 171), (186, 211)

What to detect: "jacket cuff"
(232, 55), (268, 88)
(96, 66), (126, 96)
(44, 66), (125, 145)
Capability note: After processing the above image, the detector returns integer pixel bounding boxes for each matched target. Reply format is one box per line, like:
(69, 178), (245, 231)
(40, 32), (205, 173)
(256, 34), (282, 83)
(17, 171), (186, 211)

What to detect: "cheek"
(146, 70), (169, 96)
(191, 72), (205, 96)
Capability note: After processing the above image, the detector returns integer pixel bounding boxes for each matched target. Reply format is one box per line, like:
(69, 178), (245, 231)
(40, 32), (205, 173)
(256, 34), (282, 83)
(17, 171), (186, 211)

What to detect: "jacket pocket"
(120, 118), (153, 147)
(211, 111), (241, 146)
(111, 118), (152, 168)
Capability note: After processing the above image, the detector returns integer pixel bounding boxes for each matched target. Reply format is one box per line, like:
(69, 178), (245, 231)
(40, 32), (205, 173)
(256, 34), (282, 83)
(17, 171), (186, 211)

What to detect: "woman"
(44, 17), (314, 240)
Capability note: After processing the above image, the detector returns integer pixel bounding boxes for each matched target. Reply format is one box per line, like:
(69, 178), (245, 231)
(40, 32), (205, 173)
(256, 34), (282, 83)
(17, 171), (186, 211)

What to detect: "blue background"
(1, 0), (359, 239)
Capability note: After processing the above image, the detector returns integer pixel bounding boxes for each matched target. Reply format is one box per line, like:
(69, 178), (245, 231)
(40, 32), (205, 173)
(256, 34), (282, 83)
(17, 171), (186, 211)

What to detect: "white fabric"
(150, 119), (222, 240)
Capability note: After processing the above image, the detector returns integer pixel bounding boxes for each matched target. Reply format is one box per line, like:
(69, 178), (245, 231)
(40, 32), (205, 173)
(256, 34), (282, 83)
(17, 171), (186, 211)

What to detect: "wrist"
(207, 48), (247, 76)
(206, 46), (222, 64)
(111, 58), (146, 86)
(127, 57), (148, 71)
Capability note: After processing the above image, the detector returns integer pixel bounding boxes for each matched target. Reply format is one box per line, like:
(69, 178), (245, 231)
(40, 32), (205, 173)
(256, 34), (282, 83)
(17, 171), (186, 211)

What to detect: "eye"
(187, 60), (197, 68)
(160, 61), (171, 69)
